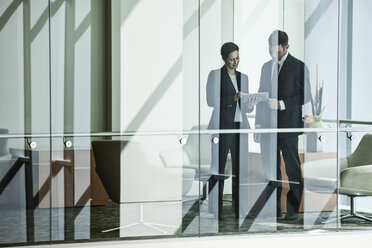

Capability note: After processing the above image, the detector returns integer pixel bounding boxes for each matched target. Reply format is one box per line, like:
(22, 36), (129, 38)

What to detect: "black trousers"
(209, 126), (248, 218)
(261, 134), (303, 214)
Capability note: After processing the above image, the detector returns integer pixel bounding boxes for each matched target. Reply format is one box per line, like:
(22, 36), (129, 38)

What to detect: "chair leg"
(323, 195), (372, 223)
(352, 213), (372, 222)
(344, 196), (372, 222)
(102, 204), (178, 233)
(102, 222), (139, 233)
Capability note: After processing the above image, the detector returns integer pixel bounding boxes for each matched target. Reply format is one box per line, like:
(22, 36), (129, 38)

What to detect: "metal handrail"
(339, 119), (372, 125)
(248, 115), (372, 126)
(1, 126), (372, 139)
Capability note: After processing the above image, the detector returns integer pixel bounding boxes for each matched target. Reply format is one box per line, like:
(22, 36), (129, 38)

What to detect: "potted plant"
(306, 65), (326, 151)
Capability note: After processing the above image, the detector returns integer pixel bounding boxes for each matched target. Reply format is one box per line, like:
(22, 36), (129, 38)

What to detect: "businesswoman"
(206, 42), (259, 220)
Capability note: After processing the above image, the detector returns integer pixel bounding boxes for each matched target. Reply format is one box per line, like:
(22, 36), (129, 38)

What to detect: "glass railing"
(2, 127), (371, 245)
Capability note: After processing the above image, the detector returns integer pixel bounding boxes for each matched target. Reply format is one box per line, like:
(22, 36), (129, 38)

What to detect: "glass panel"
(51, 0), (199, 241)
(2, 0), (371, 245)
(303, 0), (339, 133)
(0, 0), (51, 245)
(302, 131), (338, 230)
(50, 136), (92, 241)
(0, 137), (51, 245)
(0, 0), (50, 136)
(199, 129), (338, 235)
(200, 0), (283, 235)
(50, 0), (107, 134)
(50, 0), (200, 242)
(49, 134), (199, 242)
(199, 131), (280, 235)
(50, 0), (111, 241)
(338, 0), (372, 231)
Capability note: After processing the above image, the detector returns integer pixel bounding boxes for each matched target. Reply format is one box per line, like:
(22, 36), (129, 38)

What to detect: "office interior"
(1, 0), (372, 246)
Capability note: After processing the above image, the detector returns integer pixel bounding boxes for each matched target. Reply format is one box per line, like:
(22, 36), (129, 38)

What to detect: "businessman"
(207, 42), (259, 220)
(254, 30), (311, 221)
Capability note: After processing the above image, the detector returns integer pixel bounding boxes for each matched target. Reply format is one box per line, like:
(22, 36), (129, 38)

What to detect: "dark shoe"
(284, 212), (298, 221)
(277, 212), (283, 219)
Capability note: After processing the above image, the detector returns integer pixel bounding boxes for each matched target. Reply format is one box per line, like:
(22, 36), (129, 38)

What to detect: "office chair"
(92, 140), (195, 233)
(302, 133), (372, 222)
(159, 125), (232, 200)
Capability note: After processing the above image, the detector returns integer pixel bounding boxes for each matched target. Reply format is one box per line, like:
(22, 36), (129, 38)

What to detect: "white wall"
(200, 0), (234, 126)
(115, 0), (234, 162)
(351, 0), (372, 122)
(120, 0), (185, 133)
(305, 0), (338, 126)
(304, 0), (338, 154)
(234, 0), (283, 94)
(114, 0), (202, 200)
(349, 0), (372, 213)
(115, 0), (186, 168)
(234, 0), (283, 153)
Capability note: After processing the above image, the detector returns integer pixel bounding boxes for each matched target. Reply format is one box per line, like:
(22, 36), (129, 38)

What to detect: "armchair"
(159, 125), (232, 199)
(302, 133), (372, 222)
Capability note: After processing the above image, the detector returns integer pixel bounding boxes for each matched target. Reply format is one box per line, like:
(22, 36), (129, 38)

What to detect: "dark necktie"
(277, 62), (280, 75)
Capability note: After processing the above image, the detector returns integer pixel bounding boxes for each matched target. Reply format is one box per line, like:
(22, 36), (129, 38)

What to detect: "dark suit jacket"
(207, 66), (253, 130)
(255, 53), (311, 137)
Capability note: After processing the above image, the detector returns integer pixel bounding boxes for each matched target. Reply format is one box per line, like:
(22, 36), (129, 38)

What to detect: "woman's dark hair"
(220, 42), (239, 60)
(268, 30), (288, 47)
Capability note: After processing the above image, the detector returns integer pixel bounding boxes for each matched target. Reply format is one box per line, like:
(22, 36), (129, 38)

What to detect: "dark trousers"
(261, 134), (302, 214)
(209, 129), (245, 218)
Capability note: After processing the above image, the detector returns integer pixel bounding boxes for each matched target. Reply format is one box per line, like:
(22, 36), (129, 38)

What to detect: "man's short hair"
(268, 30), (288, 47)
(220, 42), (239, 59)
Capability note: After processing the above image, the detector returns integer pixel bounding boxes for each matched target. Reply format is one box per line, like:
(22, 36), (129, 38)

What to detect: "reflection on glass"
(0, 0), (51, 244)
(302, 133), (337, 230)
(206, 42), (257, 222)
(304, 0), (338, 133)
(0, 137), (51, 245)
(89, 136), (199, 238)
(339, 132), (372, 227)
(3, 0), (372, 246)
(255, 30), (311, 221)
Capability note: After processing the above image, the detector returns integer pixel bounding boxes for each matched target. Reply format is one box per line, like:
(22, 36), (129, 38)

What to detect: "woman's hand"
(234, 92), (242, 101)
(247, 97), (260, 108)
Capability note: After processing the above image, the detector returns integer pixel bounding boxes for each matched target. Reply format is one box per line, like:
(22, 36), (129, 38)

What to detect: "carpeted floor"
(1, 195), (372, 247)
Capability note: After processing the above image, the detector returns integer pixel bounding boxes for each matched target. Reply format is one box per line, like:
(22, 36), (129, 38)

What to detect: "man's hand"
(247, 97), (260, 108)
(234, 92), (242, 101)
(267, 98), (280, 110)
(254, 124), (261, 143)
(253, 133), (261, 143)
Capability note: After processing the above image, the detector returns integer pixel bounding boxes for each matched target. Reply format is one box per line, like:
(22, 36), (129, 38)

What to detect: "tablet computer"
(241, 92), (269, 101)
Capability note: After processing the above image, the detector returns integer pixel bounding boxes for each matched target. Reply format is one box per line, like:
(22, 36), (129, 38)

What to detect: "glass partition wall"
(1, 0), (372, 246)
